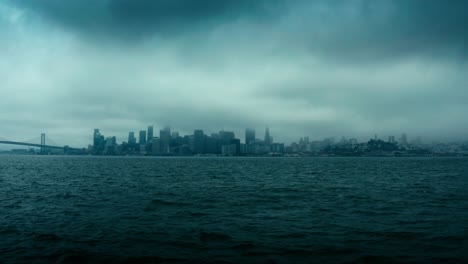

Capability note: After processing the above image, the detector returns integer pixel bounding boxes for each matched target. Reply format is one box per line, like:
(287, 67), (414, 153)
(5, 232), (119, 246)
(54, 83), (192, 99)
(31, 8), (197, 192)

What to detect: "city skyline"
(0, 123), (466, 152)
(4, 125), (466, 156)
(0, 125), (430, 149)
(90, 125), (426, 156)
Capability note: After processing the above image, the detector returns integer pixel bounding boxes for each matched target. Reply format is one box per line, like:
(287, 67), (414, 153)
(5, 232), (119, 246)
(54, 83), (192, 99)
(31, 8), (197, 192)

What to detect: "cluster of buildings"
(91, 125), (467, 157)
(91, 126), (285, 156)
(88, 126), (468, 157)
(1, 128), (467, 156)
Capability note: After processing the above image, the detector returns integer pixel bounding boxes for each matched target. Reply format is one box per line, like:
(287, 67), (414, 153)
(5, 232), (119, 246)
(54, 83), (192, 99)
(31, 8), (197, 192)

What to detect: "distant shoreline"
(1, 153), (467, 158)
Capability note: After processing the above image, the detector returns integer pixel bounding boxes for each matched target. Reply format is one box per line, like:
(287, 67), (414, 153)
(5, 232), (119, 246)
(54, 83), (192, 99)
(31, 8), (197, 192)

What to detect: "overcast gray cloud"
(0, 0), (468, 148)
(10, 0), (284, 40)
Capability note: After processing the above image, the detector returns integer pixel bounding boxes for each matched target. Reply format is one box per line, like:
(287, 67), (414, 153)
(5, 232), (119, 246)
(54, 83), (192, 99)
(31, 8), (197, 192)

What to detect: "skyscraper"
(219, 131), (235, 145)
(231, 138), (241, 155)
(128, 132), (135, 145)
(93, 129), (104, 154)
(147, 125), (153, 143)
(160, 127), (171, 153)
(93, 129), (101, 148)
(193, 130), (205, 154)
(400, 133), (408, 146)
(139, 130), (147, 145)
(245, 128), (255, 145)
(104, 136), (117, 155)
(264, 126), (271, 145)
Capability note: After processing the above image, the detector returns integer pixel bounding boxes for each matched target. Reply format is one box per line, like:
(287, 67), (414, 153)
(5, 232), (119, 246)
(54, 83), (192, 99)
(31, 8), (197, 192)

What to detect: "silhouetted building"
(400, 133), (408, 146)
(219, 131), (235, 145)
(193, 130), (205, 154)
(128, 132), (136, 145)
(93, 129), (100, 148)
(231, 138), (241, 155)
(271, 143), (285, 153)
(222, 144), (237, 156)
(245, 128), (255, 145)
(240, 143), (247, 154)
(171, 133), (185, 150)
(139, 130), (146, 145)
(264, 127), (271, 145)
(147, 126), (153, 143)
(160, 127), (171, 153)
(93, 129), (105, 155)
(104, 136), (116, 155)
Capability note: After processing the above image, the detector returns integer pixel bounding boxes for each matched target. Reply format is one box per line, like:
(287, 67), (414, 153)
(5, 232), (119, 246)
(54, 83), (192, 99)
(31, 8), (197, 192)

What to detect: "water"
(1, 156), (467, 263)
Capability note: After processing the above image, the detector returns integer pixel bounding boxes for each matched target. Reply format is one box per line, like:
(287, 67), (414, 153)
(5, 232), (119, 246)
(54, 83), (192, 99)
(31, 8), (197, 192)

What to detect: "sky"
(1, 0), (467, 148)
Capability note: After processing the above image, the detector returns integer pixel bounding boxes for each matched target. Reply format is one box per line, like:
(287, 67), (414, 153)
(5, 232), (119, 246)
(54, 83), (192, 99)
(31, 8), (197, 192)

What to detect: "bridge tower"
(40, 133), (46, 154)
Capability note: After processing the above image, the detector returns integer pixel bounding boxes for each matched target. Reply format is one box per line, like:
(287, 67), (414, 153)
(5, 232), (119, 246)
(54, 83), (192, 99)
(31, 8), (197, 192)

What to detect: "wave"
(199, 231), (232, 242)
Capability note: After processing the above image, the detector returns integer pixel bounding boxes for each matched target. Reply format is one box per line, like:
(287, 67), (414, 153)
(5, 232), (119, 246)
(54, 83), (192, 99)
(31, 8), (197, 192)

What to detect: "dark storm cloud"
(299, 0), (468, 61)
(11, 0), (284, 39)
(9, 0), (468, 60)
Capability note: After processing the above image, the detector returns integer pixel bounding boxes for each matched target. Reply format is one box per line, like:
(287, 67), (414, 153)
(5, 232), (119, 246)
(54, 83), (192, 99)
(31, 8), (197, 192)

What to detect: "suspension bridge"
(0, 134), (83, 154)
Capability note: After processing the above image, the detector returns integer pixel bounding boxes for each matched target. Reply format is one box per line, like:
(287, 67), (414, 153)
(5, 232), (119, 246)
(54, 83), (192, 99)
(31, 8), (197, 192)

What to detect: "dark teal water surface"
(1, 156), (467, 263)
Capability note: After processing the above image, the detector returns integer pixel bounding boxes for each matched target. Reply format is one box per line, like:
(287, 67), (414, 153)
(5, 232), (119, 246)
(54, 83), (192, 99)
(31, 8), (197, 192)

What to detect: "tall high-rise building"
(147, 126), (153, 143)
(128, 132), (136, 145)
(219, 131), (235, 153)
(264, 127), (271, 145)
(104, 136), (117, 155)
(93, 129), (101, 148)
(139, 130), (147, 145)
(219, 131), (235, 145)
(245, 128), (255, 145)
(193, 130), (205, 154)
(231, 138), (241, 155)
(400, 133), (408, 146)
(160, 127), (171, 153)
(93, 129), (105, 154)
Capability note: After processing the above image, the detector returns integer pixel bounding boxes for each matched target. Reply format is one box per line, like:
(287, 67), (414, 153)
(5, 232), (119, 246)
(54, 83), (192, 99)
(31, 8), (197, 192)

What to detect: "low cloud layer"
(1, 0), (467, 147)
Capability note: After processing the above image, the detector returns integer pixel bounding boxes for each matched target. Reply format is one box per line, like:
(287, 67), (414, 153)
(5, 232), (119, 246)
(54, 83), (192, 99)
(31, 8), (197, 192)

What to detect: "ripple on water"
(1, 156), (467, 263)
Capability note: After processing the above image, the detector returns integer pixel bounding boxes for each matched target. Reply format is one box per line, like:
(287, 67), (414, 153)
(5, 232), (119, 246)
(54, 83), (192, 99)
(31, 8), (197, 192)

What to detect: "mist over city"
(1, 0), (468, 147)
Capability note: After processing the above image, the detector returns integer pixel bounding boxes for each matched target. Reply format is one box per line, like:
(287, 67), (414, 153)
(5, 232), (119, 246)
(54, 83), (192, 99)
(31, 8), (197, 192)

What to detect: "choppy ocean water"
(1, 156), (467, 263)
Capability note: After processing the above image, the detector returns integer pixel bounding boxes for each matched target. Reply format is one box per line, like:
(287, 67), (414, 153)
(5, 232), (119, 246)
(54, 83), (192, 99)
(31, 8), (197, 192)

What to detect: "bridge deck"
(0, 140), (81, 151)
